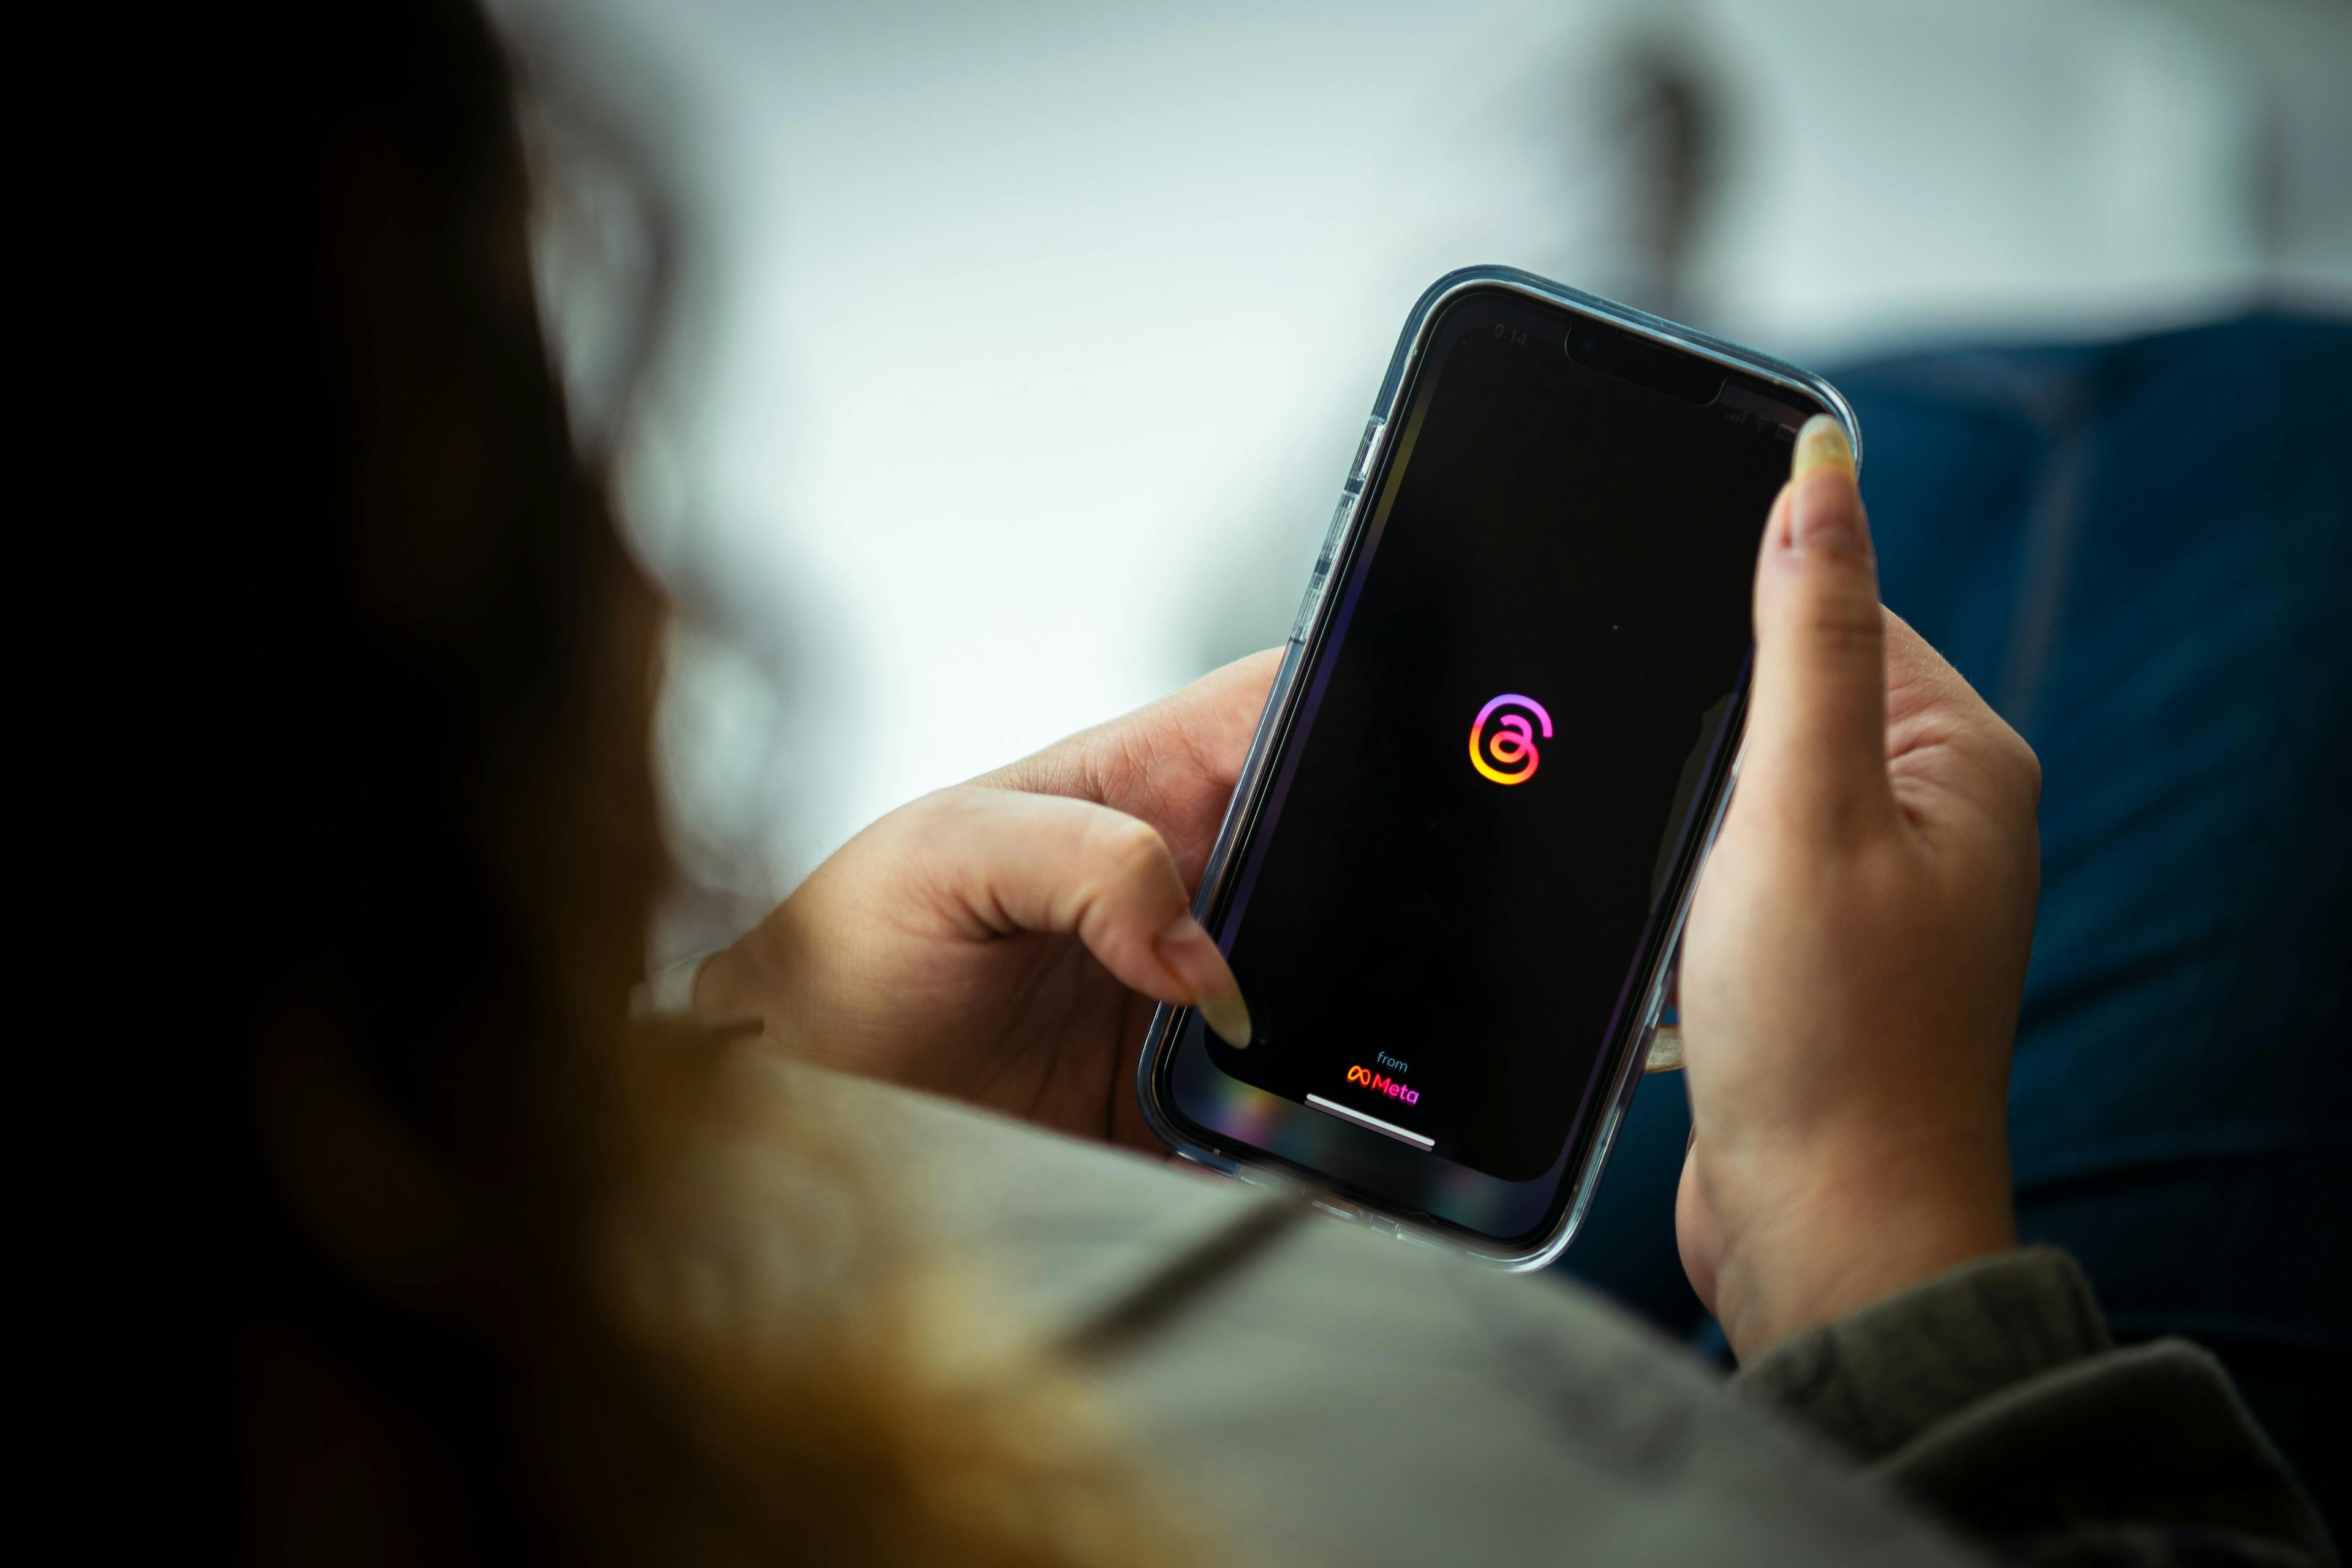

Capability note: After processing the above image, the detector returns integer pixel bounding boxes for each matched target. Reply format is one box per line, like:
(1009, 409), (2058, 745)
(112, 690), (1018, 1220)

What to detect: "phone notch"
(1563, 314), (1725, 405)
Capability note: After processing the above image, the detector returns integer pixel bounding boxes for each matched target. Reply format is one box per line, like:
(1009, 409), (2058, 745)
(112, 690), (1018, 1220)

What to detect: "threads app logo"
(1468, 693), (1551, 785)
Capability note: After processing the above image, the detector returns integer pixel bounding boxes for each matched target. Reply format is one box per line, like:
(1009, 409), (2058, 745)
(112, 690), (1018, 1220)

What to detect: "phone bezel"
(1134, 266), (1861, 1271)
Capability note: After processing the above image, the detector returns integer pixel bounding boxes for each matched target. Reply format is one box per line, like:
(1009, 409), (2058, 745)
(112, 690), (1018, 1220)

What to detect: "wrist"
(633, 948), (717, 1018)
(1694, 1134), (2016, 1362)
(688, 921), (812, 1045)
(690, 938), (750, 1019)
(693, 933), (781, 1030)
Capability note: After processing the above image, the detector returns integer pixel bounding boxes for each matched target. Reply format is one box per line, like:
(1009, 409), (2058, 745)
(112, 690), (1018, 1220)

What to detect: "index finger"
(973, 647), (1281, 831)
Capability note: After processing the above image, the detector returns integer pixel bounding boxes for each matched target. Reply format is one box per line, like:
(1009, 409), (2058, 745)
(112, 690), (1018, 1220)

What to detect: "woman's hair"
(184, 4), (1185, 1561)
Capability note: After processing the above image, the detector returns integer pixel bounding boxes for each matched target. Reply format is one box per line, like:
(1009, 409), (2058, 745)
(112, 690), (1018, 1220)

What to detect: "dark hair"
(171, 0), (663, 1555)
(153, 6), (1188, 1562)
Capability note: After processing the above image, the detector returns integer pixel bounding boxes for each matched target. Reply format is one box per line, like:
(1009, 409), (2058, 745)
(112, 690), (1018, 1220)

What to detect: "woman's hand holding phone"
(1674, 418), (2042, 1361)
(697, 413), (2039, 1353)
(693, 654), (1272, 1153)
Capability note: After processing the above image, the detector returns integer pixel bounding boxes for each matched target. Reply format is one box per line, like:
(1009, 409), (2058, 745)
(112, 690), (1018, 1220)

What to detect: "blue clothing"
(1556, 314), (2352, 1531)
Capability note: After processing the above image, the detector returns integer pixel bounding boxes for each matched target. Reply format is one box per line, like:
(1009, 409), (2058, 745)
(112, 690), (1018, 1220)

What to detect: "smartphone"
(1136, 266), (1858, 1268)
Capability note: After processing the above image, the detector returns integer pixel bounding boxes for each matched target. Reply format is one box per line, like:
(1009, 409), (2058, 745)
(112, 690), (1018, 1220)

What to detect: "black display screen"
(1184, 288), (1813, 1196)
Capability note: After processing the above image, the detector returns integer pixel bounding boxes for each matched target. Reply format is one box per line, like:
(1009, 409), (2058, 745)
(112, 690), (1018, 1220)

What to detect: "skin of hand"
(697, 419), (2034, 1351)
(1675, 417), (2042, 1362)
(693, 652), (1274, 1152)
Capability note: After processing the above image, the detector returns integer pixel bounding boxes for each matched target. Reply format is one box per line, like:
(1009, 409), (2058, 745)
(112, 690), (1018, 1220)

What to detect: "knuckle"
(886, 786), (978, 853)
(1093, 813), (1172, 888)
(1795, 591), (1886, 662)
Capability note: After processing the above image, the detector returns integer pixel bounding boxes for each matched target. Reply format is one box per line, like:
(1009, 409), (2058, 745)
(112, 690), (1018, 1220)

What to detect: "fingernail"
(1791, 413), (1852, 482)
(1156, 914), (1253, 1048)
(1785, 415), (1866, 553)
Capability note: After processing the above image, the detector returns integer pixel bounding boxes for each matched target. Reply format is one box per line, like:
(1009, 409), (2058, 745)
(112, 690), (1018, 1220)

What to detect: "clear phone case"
(1135, 265), (1863, 1270)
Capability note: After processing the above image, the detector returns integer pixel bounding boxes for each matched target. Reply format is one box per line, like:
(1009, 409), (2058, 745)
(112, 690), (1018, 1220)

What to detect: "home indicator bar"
(1304, 1094), (1435, 1150)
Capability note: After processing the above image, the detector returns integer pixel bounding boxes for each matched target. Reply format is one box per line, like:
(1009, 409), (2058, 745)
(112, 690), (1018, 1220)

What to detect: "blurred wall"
(489, 0), (2352, 957)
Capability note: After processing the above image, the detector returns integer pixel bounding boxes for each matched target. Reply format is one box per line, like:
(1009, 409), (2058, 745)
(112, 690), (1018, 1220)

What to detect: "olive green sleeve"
(1732, 1248), (2336, 1567)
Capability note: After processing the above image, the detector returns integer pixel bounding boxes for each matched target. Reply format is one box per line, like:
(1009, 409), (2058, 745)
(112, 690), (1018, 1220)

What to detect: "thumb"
(922, 786), (1254, 1047)
(1742, 415), (1894, 845)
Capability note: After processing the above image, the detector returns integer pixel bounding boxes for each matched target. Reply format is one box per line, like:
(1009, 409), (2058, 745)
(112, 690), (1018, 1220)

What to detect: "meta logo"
(1346, 1063), (1421, 1106)
(1468, 693), (1552, 785)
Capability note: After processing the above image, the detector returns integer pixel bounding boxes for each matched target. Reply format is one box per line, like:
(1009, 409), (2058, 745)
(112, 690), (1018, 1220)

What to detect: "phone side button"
(1289, 492), (1357, 640)
(1347, 415), (1387, 489)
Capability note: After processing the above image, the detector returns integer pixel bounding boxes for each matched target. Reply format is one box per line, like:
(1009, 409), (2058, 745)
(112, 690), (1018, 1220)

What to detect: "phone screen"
(1159, 286), (1822, 1243)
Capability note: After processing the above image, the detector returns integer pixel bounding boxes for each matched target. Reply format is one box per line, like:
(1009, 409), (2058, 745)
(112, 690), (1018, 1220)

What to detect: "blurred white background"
(489, 0), (2352, 957)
